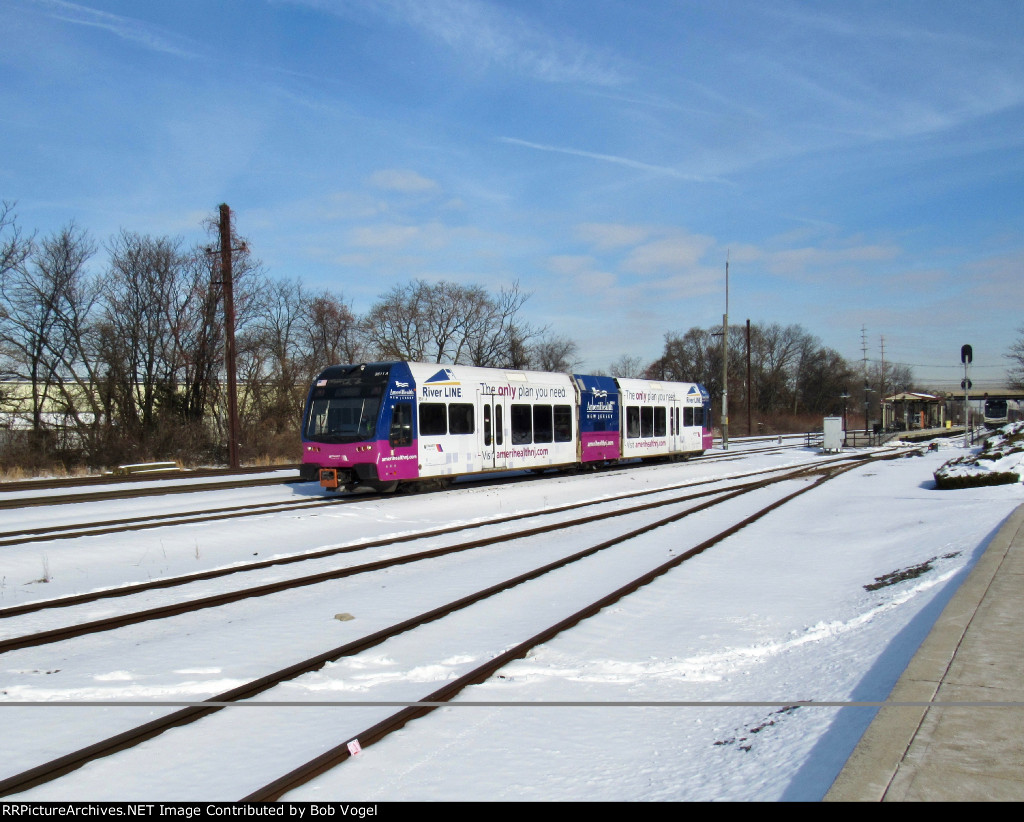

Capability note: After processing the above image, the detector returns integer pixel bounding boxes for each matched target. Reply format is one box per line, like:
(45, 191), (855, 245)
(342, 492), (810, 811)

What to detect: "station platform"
(894, 426), (968, 443)
(825, 503), (1024, 801)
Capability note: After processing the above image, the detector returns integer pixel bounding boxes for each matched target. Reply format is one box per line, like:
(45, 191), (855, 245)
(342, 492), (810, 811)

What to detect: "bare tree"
(32, 227), (103, 452)
(653, 321), (857, 424)
(171, 248), (224, 426)
(364, 280), (432, 362)
(101, 231), (193, 449)
(750, 323), (808, 414)
(462, 281), (538, 368)
(365, 279), (539, 367)
(0, 201), (34, 288)
(796, 347), (856, 415)
(299, 289), (364, 375)
(238, 276), (310, 436)
(655, 327), (722, 394)
(528, 335), (580, 372)
(1007, 327), (1024, 390)
(0, 223), (97, 441)
(607, 354), (647, 379)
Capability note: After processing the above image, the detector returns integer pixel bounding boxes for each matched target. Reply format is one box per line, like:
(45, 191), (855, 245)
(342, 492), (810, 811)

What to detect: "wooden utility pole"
(746, 319), (752, 436)
(721, 256), (729, 450)
(219, 204), (240, 470)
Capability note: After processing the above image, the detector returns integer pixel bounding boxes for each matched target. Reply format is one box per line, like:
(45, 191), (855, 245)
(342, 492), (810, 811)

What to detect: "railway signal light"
(961, 343), (972, 447)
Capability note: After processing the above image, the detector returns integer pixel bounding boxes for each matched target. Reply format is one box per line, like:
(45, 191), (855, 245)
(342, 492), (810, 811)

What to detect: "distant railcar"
(300, 361), (712, 492)
(983, 398), (1022, 429)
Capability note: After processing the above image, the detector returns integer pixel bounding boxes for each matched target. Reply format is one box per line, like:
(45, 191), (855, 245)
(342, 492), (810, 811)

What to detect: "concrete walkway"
(825, 503), (1024, 801)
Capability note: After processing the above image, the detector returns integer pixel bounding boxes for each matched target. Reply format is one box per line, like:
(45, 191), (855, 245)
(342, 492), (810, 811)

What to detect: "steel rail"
(0, 472), (787, 653)
(0, 449), (857, 622)
(246, 459), (876, 801)
(0, 465), (302, 493)
(0, 475), (301, 511)
(0, 494), (363, 548)
(0, 454), (887, 799)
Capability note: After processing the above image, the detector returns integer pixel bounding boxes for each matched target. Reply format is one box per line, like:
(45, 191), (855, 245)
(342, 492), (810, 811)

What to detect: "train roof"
(404, 361), (575, 386)
(615, 377), (709, 398)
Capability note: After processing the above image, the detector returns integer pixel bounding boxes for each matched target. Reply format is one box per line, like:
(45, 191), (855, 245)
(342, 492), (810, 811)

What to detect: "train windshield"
(304, 377), (386, 443)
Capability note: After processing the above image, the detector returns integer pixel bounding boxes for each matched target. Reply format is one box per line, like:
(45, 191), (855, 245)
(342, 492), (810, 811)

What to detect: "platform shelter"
(882, 392), (945, 431)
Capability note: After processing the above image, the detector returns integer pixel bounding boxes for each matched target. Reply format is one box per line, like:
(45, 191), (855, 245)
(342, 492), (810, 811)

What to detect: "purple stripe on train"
(580, 430), (621, 462)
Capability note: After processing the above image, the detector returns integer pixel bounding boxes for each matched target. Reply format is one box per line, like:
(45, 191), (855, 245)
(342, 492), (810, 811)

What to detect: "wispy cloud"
(368, 169), (440, 194)
(500, 137), (727, 184)
(347, 220), (481, 251)
(575, 224), (652, 250)
(729, 240), (902, 285)
(30, 0), (205, 60)
(756, 1), (992, 50)
(286, 0), (625, 86)
(623, 235), (717, 275)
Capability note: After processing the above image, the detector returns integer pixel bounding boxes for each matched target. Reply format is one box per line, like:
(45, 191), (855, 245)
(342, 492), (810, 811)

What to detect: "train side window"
(511, 404), (533, 444)
(496, 404), (504, 445)
(389, 403), (413, 447)
(420, 403), (447, 436)
(641, 407), (653, 437)
(554, 405), (573, 442)
(534, 405), (553, 443)
(684, 406), (694, 427)
(654, 407), (667, 436)
(626, 406), (640, 438)
(483, 404), (492, 446)
(449, 403), (475, 435)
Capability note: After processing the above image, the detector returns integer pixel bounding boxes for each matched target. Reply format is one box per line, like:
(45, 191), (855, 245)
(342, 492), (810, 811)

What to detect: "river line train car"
(983, 398), (1022, 429)
(301, 361), (712, 492)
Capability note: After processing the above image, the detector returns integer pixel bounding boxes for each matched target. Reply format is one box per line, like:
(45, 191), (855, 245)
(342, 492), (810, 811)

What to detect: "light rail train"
(983, 398), (1022, 429)
(300, 361), (712, 491)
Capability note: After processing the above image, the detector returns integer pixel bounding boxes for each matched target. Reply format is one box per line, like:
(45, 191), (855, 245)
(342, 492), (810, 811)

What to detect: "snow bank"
(934, 422), (1024, 488)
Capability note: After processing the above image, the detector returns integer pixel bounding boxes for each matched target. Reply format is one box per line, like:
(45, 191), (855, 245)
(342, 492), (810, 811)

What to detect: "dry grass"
(0, 463), (97, 482)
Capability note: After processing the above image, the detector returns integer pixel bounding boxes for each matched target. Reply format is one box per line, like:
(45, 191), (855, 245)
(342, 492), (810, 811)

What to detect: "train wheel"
(367, 480), (400, 493)
(407, 478), (450, 493)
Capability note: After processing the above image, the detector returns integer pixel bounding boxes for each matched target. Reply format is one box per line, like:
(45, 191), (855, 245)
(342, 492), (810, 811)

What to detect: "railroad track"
(0, 447), (871, 630)
(0, 440), (807, 550)
(0, 471), (302, 511)
(0, 446), (917, 799)
(0, 465), (302, 494)
(0, 493), (363, 549)
(0, 435), (804, 509)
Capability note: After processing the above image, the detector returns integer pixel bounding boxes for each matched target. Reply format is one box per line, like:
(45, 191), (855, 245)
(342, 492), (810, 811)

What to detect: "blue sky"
(2, 0), (1022, 390)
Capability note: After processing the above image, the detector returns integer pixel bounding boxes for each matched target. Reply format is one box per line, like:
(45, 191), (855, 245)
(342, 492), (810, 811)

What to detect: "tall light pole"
(721, 255), (729, 450)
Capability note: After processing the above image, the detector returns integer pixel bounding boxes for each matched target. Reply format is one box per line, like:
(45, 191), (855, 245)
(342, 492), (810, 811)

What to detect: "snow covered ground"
(935, 421), (1024, 485)
(1, 437), (1022, 801)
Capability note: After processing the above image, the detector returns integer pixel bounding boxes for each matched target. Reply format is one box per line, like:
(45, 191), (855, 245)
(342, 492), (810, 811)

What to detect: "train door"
(669, 399), (682, 455)
(479, 390), (508, 470)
